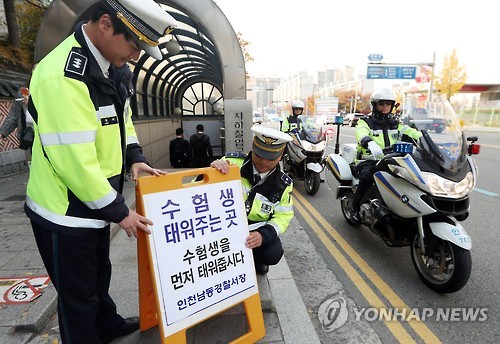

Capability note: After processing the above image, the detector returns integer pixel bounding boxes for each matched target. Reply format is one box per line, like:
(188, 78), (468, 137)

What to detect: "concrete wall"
(134, 118), (181, 169)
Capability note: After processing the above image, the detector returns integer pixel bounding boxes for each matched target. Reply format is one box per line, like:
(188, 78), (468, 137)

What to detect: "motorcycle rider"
(281, 99), (304, 133)
(350, 88), (422, 224)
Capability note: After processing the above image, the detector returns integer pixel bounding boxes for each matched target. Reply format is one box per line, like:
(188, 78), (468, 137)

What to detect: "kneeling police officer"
(211, 126), (294, 275)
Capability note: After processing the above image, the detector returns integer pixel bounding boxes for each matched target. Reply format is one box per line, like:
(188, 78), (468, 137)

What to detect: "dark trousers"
(31, 221), (123, 343)
(253, 237), (283, 266)
(352, 160), (378, 211)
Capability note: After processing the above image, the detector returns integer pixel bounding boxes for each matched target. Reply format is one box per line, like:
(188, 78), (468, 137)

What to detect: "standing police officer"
(211, 126), (294, 275)
(24, 0), (177, 342)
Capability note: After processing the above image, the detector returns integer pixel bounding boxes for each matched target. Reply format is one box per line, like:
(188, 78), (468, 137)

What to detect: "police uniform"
(352, 114), (422, 212)
(226, 127), (293, 272)
(24, 0), (178, 342)
(281, 114), (300, 132)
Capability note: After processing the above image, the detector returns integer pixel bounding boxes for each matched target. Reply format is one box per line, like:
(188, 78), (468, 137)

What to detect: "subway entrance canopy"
(34, 0), (252, 154)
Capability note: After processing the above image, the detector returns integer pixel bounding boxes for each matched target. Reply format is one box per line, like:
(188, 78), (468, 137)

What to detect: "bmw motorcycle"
(282, 115), (328, 196)
(325, 98), (480, 293)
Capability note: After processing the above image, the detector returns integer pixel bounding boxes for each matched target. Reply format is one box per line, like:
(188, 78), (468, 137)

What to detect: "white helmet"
(370, 88), (396, 103)
(370, 88), (396, 117)
(291, 99), (304, 109)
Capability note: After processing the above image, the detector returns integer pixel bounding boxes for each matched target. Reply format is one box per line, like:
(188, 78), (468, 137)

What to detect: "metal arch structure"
(34, 0), (253, 155)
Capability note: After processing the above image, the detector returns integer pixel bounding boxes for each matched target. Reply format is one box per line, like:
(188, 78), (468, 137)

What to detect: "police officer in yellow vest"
(350, 88), (422, 224)
(24, 1), (177, 342)
(211, 126), (294, 275)
(280, 99), (304, 133)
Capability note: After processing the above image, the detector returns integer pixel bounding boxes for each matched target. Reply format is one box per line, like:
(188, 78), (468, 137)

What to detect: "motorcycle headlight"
(302, 140), (326, 152)
(421, 171), (475, 198)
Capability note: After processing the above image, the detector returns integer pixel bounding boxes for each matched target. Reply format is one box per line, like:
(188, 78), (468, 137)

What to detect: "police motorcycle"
(325, 98), (480, 293)
(282, 115), (328, 195)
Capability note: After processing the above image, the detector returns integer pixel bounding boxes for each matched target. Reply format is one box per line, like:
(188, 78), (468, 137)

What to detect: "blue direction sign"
(366, 65), (416, 79)
(368, 54), (384, 62)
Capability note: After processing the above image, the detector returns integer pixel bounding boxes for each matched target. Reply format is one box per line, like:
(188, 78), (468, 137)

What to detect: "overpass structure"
(34, 0), (253, 165)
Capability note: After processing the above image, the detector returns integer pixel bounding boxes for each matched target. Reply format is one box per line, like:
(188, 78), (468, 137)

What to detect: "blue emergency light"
(334, 116), (344, 125)
(393, 143), (413, 154)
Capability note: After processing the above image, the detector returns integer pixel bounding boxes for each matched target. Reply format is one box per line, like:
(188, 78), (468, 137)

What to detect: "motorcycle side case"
(326, 153), (353, 198)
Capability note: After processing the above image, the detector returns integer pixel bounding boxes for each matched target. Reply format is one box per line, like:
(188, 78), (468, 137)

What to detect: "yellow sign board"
(136, 166), (265, 343)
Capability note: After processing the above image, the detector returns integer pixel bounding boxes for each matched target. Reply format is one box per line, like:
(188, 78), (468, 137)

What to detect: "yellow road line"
(294, 192), (441, 343)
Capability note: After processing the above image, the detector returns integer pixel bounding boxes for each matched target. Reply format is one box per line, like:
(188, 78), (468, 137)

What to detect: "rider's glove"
(368, 140), (383, 158)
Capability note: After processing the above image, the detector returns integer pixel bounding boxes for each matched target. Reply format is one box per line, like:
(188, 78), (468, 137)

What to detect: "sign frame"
(135, 166), (265, 344)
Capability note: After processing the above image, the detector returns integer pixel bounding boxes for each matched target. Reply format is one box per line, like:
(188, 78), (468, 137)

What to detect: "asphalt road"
(281, 125), (500, 343)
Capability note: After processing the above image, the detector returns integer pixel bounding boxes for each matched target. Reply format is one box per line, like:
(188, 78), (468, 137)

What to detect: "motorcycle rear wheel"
(410, 233), (471, 293)
(304, 170), (320, 195)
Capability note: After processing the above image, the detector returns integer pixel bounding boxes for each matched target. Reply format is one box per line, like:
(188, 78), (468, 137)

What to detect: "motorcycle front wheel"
(304, 170), (320, 195)
(410, 233), (471, 293)
(340, 191), (361, 227)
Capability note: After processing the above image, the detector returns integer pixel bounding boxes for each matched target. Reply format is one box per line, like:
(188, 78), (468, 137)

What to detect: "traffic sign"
(368, 54), (384, 62)
(366, 65), (416, 79)
(1, 276), (51, 304)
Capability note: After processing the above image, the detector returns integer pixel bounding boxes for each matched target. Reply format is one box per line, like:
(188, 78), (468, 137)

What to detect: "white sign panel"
(224, 99), (253, 154)
(142, 179), (257, 337)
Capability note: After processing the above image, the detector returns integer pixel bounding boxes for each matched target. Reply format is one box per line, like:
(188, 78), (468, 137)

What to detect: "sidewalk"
(0, 171), (320, 344)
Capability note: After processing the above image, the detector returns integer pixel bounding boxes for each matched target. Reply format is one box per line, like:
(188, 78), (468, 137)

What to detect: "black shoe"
(350, 210), (361, 225)
(255, 263), (269, 276)
(102, 316), (139, 343)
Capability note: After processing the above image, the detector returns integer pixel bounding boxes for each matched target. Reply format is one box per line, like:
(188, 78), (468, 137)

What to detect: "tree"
(306, 94), (316, 115)
(0, 0), (48, 72)
(333, 89), (371, 114)
(3, 0), (20, 48)
(433, 49), (467, 101)
(237, 32), (253, 81)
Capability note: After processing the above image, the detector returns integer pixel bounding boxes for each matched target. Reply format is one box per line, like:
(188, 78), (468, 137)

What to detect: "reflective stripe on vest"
(248, 221), (280, 236)
(26, 196), (109, 228)
(83, 188), (118, 209)
(40, 130), (96, 146)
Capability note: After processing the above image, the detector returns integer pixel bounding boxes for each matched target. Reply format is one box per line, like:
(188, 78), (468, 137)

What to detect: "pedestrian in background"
(170, 127), (190, 168)
(0, 86), (34, 162)
(210, 126), (294, 275)
(189, 123), (213, 167)
(24, 0), (177, 342)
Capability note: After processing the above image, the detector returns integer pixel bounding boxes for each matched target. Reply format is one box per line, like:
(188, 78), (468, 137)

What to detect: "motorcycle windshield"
(297, 115), (324, 143)
(402, 97), (466, 171)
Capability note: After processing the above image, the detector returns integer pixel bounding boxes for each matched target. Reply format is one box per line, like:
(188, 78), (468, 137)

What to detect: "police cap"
(102, 0), (178, 60)
(251, 126), (292, 160)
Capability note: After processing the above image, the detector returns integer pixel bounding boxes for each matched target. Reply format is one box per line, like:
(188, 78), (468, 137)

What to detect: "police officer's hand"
(245, 231), (263, 249)
(118, 209), (153, 238)
(368, 140), (384, 158)
(130, 162), (166, 181)
(210, 159), (230, 174)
